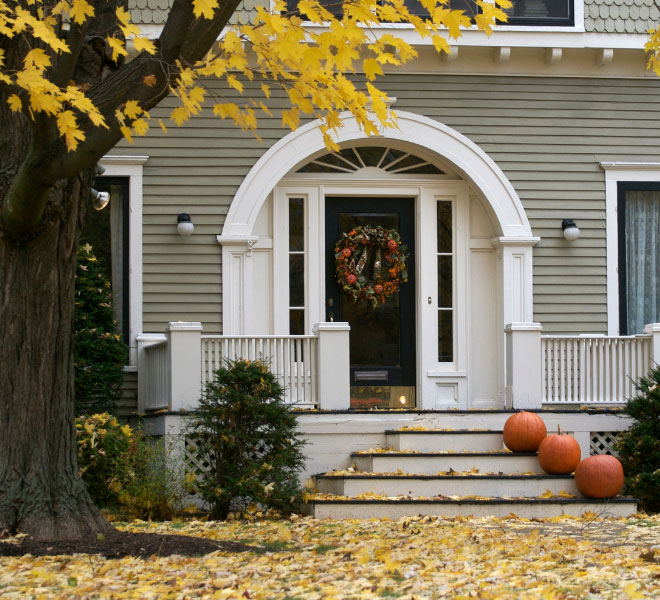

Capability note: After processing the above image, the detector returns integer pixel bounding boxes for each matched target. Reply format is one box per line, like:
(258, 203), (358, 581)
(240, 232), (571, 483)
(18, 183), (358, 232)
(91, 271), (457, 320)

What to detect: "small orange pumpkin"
(502, 411), (547, 452)
(574, 455), (624, 498)
(538, 426), (582, 474)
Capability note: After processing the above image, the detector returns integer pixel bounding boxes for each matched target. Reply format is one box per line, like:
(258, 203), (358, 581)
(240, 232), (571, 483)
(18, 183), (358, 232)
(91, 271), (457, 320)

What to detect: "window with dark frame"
(617, 182), (660, 335)
(289, 197), (306, 334)
(437, 200), (453, 362)
(285, 0), (573, 26)
(80, 177), (130, 342)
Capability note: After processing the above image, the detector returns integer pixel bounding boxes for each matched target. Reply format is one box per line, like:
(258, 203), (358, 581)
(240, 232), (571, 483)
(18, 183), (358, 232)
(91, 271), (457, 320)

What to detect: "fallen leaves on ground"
(1, 514), (660, 598)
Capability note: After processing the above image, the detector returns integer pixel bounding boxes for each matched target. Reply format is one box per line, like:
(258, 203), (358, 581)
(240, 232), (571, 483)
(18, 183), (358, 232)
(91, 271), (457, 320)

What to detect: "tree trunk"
(0, 172), (112, 540)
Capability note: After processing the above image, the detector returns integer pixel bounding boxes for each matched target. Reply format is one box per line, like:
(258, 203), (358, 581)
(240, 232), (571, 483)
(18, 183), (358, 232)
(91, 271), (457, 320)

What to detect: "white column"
(167, 322), (203, 412)
(314, 322), (351, 410)
(644, 323), (660, 368)
(505, 323), (543, 409)
(216, 235), (259, 335)
(493, 238), (538, 325)
(136, 333), (167, 413)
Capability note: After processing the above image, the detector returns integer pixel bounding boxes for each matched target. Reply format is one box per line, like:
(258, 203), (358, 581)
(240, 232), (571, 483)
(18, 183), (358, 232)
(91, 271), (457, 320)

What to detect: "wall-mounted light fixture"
(90, 188), (110, 211)
(177, 213), (194, 236)
(561, 219), (580, 241)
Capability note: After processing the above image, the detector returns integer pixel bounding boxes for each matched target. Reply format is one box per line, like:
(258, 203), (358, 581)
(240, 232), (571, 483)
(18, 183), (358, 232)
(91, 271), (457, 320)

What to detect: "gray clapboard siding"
(118, 73), (660, 334)
(117, 369), (138, 417)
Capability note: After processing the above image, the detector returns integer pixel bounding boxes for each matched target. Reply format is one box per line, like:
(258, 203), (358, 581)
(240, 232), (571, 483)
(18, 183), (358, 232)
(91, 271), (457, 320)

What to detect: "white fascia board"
(135, 22), (647, 52)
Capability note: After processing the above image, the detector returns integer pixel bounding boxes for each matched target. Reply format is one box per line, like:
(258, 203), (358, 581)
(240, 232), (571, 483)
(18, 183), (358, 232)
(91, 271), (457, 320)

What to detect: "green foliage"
(76, 413), (187, 520)
(188, 358), (306, 520)
(616, 365), (660, 513)
(74, 244), (128, 416)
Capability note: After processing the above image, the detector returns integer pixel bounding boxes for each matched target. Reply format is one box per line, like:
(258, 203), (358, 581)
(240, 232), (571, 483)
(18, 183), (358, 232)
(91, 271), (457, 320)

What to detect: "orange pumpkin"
(537, 426), (581, 474)
(574, 455), (624, 498)
(502, 411), (547, 452)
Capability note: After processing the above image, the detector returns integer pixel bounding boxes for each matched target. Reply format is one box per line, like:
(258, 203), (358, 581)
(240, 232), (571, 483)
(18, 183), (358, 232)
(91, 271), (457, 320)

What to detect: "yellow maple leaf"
(106, 36), (128, 62)
(143, 74), (157, 87)
(539, 489), (554, 499)
(24, 48), (51, 71)
(133, 37), (156, 55)
(56, 110), (84, 151)
(7, 94), (22, 111)
(192, 0), (218, 19)
(123, 100), (142, 120)
(132, 117), (149, 136)
(363, 58), (383, 81)
(170, 106), (188, 126)
(281, 108), (299, 131)
(70, 0), (94, 25)
(226, 74), (244, 93)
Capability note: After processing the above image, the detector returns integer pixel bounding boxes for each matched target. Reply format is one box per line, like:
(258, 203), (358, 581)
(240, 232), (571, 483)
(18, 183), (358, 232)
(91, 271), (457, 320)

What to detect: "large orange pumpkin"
(502, 411), (547, 452)
(537, 426), (582, 474)
(574, 455), (624, 498)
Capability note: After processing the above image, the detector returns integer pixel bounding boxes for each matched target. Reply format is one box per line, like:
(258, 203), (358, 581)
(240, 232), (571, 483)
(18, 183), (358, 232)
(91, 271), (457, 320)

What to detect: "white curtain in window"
(625, 190), (660, 334)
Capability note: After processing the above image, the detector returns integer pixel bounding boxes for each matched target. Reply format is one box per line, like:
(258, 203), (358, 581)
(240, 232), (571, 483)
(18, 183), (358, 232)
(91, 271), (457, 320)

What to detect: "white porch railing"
(541, 334), (653, 404)
(201, 335), (319, 408)
(142, 340), (169, 410)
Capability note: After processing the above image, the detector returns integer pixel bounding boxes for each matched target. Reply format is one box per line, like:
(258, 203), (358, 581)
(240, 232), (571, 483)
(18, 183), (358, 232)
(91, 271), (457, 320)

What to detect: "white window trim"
(99, 155), (147, 366)
(601, 161), (660, 336)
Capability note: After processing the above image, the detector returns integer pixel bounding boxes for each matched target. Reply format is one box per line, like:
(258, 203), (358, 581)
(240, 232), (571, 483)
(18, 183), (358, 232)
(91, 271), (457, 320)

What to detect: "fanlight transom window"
(296, 146), (445, 175)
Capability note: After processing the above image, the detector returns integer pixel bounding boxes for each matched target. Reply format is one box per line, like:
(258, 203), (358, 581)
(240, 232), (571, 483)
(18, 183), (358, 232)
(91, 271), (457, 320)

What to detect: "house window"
(437, 200), (453, 362)
(289, 197), (306, 334)
(286, 0), (573, 26)
(80, 177), (130, 340)
(617, 183), (660, 335)
(296, 146), (443, 175)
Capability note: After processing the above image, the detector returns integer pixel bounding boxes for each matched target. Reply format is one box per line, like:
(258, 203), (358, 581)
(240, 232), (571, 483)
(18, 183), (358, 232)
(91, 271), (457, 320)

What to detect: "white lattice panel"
(590, 432), (620, 457)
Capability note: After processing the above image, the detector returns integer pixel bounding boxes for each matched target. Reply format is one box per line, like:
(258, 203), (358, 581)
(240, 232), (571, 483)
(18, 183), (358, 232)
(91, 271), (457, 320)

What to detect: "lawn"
(1, 513), (659, 599)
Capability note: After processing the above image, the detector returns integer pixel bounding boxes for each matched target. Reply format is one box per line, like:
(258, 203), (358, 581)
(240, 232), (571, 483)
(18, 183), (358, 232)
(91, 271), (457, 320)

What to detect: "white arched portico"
(222, 112), (532, 239)
(218, 111), (540, 408)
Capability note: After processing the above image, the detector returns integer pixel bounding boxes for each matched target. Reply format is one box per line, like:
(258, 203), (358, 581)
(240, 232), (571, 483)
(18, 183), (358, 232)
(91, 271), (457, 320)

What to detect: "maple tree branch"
(159, 0), (197, 62)
(52, 22), (89, 89)
(180, 0), (246, 64)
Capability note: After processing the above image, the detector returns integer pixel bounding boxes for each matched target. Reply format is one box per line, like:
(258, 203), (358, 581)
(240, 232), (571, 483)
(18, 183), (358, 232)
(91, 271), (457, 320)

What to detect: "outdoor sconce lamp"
(561, 219), (580, 242)
(90, 188), (110, 211)
(177, 213), (194, 236)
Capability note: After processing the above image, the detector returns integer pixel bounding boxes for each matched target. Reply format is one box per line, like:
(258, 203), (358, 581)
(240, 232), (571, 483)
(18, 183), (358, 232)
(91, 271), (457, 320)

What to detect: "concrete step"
(304, 497), (638, 519)
(316, 473), (579, 498)
(352, 451), (543, 474)
(385, 430), (504, 452)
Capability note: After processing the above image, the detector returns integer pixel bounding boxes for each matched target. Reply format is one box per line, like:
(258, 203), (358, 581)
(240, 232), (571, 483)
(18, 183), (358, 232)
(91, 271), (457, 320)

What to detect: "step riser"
(353, 454), (543, 474)
(305, 501), (637, 520)
(317, 477), (580, 498)
(387, 432), (504, 452)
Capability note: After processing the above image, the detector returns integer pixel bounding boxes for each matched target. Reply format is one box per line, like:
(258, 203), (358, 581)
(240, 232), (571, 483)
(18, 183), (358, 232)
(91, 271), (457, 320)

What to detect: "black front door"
(325, 197), (416, 408)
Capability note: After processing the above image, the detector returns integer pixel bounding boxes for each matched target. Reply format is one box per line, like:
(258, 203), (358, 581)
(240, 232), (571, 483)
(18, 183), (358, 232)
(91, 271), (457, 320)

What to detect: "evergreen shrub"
(74, 244), (128, 416)
(616, 365), (660, 513)
(188, 358), (306, 519)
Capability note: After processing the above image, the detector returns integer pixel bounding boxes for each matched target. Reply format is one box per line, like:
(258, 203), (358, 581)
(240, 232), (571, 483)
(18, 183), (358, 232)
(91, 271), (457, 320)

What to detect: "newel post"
(167, 321), (203, 412)
(505, 323), (543, 409)
(314, 322), (351, 410)
(644, 323), (660, 367)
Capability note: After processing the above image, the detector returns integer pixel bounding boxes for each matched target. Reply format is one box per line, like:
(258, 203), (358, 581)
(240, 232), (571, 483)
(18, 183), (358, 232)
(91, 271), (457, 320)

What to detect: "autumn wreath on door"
(334, 225), (408, 306)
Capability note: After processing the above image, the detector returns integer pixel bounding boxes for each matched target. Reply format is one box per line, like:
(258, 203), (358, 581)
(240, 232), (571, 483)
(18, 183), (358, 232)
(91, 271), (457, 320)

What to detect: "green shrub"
(74, 244), (128, 416)
(616, 365), (660, 513)
(76, 413), (135, 508)
(76, 413), (187, 520)
(187, 358), (306, 519)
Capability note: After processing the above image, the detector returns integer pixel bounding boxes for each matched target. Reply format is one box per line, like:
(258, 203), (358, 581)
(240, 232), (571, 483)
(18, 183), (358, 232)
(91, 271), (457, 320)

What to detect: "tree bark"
(0, 171), (112, 540)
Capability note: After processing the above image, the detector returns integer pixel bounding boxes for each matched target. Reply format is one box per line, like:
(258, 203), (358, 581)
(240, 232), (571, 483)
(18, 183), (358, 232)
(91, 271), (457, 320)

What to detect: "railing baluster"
(540, 332), (653, 406)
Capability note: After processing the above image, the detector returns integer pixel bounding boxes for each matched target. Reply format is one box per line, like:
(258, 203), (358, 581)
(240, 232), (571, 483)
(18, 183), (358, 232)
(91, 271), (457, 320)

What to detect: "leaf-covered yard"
(1, 514), (660, 599)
